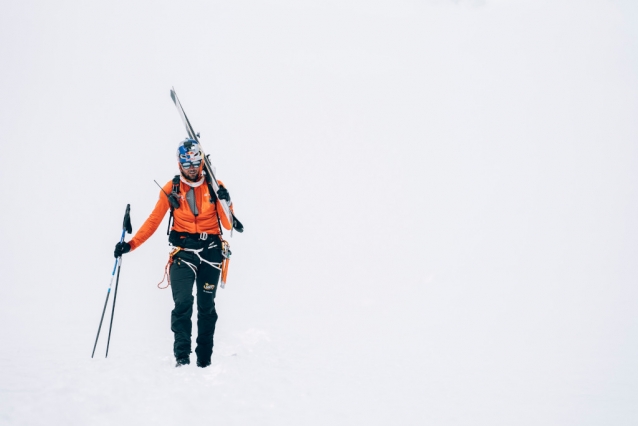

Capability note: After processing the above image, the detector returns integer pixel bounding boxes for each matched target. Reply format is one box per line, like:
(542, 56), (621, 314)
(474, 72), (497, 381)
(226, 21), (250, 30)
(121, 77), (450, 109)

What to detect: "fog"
(1, 0), (637, 424)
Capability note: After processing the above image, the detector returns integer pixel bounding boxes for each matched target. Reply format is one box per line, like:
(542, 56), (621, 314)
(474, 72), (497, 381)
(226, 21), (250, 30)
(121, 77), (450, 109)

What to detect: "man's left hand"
(217, 187), (231, 202)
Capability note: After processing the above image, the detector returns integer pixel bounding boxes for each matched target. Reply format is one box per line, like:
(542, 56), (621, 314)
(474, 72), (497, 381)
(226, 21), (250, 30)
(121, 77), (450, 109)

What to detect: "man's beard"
(181, 169), (200, 182)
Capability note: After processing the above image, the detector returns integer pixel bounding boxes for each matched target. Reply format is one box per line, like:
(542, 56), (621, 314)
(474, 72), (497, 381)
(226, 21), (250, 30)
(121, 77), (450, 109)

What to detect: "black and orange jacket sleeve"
(128, 181), (172, 251)
(215, 180), (234, 231)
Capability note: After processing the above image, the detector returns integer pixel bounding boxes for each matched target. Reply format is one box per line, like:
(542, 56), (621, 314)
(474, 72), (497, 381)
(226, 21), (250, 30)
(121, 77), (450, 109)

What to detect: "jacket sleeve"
(128, 182), (172, 251)
(216, 180), (234, 231)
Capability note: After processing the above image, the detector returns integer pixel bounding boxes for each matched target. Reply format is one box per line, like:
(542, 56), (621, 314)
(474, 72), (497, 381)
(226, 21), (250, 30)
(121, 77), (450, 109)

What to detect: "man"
(114, 138), (234, 368)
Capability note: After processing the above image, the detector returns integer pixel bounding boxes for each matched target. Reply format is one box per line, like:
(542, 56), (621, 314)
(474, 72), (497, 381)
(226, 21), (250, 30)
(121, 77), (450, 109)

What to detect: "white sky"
(1, 0), (637, 424)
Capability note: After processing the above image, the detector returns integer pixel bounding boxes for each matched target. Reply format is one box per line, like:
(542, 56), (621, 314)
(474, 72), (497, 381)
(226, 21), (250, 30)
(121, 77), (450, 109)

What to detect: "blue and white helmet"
(176, 138), (203, 169)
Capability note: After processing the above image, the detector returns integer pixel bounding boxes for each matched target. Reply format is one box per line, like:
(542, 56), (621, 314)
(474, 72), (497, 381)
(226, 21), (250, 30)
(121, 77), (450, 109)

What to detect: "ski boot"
(196, 358), (211, 368)
(175, 357), (190, 367)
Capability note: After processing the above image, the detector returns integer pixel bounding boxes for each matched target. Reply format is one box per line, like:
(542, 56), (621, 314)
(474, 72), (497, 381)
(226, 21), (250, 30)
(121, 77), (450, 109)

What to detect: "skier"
(114, 138), (234, 368)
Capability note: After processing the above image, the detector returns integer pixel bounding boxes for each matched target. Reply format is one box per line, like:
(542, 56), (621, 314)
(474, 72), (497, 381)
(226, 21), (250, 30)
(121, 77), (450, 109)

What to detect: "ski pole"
(91, 234), (124, 357)
(91, 204), (132, 358)
(105, 256), (123, 358)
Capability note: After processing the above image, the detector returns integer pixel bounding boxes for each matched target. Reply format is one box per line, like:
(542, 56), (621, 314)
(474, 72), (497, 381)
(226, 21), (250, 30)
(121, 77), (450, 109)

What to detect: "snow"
(1, 0), (638, 424)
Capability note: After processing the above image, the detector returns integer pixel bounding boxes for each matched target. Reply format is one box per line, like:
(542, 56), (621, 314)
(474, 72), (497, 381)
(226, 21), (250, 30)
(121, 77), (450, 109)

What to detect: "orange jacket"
(128, 178), (233, 251)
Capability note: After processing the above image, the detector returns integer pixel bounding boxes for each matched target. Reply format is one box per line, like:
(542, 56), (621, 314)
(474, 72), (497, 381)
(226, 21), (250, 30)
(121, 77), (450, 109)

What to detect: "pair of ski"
(170, 88), (243, 233)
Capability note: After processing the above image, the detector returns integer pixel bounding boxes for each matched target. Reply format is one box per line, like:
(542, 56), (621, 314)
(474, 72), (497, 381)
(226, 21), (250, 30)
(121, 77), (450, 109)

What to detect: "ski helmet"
(176, 138), (203, 171)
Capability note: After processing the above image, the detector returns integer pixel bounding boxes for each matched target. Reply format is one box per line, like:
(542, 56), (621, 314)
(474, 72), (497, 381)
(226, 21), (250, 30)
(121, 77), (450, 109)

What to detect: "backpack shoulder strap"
(172, 175), (180, 193)
(166, 175), (181, 235)
(204, 178), (224, 236)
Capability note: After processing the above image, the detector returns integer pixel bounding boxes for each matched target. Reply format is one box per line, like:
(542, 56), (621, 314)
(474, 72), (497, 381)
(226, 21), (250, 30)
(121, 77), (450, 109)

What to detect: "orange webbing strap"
(221, 258), (230, 288)
(157, 247), (182, 289)
(220, 239), (231, 289)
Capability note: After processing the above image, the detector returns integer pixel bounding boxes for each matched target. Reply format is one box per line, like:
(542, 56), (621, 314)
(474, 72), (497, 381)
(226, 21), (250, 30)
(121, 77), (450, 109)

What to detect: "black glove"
(114, 242), (131, 258)
(217, 186), (231, 202)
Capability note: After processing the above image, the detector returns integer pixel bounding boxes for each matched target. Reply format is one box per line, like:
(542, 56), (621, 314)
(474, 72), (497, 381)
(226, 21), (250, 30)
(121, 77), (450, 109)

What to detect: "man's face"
(181, 162), (200, 181)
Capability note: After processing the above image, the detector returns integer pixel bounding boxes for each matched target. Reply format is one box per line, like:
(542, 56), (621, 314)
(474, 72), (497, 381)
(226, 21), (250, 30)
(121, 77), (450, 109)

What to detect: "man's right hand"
(114, 242), (131, 258)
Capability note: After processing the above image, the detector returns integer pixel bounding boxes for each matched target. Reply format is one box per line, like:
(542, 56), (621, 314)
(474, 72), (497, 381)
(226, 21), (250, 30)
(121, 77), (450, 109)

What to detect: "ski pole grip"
(123, 204), (132, 234)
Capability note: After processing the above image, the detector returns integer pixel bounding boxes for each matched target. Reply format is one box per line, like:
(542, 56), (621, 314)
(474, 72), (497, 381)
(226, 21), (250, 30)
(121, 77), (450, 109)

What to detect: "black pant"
(169, 235), (223, 361)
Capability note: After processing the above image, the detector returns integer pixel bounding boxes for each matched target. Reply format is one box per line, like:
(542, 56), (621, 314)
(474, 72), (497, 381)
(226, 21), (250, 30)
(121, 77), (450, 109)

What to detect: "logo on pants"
(203, 282), (216, 291)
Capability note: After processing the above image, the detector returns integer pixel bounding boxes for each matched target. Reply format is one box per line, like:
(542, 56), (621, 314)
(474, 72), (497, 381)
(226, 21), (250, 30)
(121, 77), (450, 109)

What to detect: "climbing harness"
(157, 233), (231, 289)
(165, 176), (181, 235)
